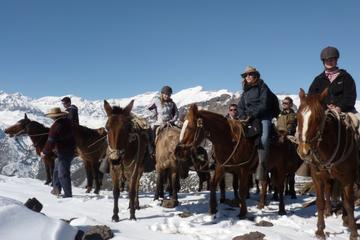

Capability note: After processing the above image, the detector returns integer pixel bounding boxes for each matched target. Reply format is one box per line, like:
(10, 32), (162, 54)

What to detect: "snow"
(0, 174), (358, 240)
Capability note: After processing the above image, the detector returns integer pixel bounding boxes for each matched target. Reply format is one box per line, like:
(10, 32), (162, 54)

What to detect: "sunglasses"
(229, 108), (237, 111)
(282, 102), (290, 105)
(246, 72), (257, 77)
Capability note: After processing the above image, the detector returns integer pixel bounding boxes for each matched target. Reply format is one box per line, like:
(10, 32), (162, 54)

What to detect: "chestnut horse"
(154, 126), (191, 204)
(104, 99), (148, 221)
(4, 114), (55, 184)
(294, 89), (358, 239)
(176, 104), (258, 218)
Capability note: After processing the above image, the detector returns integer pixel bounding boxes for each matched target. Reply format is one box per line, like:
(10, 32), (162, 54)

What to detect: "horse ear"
(299, 88), (306, 104)
(123, 99), (134, 115)
(24, 113), (28, 120)
(188, 104), (198, 119)
(104, 100), (112, 116)
(319, 88), (328, 102)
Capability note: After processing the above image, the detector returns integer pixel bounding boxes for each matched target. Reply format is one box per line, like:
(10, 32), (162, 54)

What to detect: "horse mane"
(29, 120), (49, 131)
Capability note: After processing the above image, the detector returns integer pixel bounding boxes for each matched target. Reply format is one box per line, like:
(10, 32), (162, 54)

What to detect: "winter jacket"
(65, 105), (79, 125)
(148, 96), (179, 126)
(237, 79), (273, 120)
(43, 117), (76, 156)
(276, 109), (297, 135)
(308, 69), (357, 112)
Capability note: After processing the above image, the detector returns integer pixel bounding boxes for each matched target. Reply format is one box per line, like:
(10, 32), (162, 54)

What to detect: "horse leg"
(233, 173), (239, 200)
(197, 173), (203, 192)
(275, 171), (286, 215)
(342, 183), (358, 239)
(288, 173), (297, 199)
(171, 171), (179, 205)
(111, 172), (120, 222)
(93, 160), (102, 194)
(257, 179), (268, 209)
(154, 171), (164, 200)
(209, 166), (223, 215)
(238, 169), (249, 219)
(313, 177), (326, 239)
(134, 169), (142, 210)
(128, 168), (138, 220)
(324, 180), (332, 217)
(219, 177), (226, 203)
(206, 173), (211, 191)
(84, 161), (93, 193)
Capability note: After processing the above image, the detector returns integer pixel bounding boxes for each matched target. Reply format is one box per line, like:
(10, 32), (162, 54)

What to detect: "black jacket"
(308, 69), (356, 112)
(237, 79), (273, 120)
(66, 105), (79, 125)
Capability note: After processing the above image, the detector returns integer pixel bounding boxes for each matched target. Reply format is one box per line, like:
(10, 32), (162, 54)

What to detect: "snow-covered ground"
(0, 174), (359, 240)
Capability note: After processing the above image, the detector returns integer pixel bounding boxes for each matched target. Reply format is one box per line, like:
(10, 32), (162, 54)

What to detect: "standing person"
(41, 107), (76, 198)
(61, 97), (79, 125)
(237, 66), (276, 181)
(276, 96), (297, 135)
(309, 46), (357, 116)
(225, 104), (239, 120)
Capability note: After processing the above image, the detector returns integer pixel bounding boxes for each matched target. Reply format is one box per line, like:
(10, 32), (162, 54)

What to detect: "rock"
(255, 220), (273, 227)
(82, 225), (114, 240)
(178, 211), (193, 218)
(24, 197), (43, 213)
(232, 231), (265, 240)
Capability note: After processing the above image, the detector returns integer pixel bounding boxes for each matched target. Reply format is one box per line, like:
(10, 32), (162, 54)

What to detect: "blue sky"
(1, 0), (359, 100)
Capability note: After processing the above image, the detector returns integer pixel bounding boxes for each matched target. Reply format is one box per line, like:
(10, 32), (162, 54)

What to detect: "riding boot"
(256, 149), (268, 181)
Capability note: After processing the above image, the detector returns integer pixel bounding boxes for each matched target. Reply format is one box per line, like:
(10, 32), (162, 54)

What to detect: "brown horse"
(176, 104), (258, 218)
(293, 88), (358, 239)
(154, 126), (191, 204)
(104, 99), (148, 221)
(72, 124), (107, 194)
(4, 114), (55, 184)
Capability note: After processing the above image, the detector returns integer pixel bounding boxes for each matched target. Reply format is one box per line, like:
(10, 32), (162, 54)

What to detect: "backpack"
(267, 89), (280, 118)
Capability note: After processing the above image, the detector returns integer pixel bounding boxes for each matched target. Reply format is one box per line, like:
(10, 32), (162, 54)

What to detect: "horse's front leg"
(219, 177), (226, 203)
(257, 179), (268, 209)
(128, 166), (139, 220)
(324, 180), (332, 217)
(342, 183), (358, 240)
(238, 169), (249, 219)
(232, 173), (239, 200)
(171, 171), (179, 205)
(275, 170), (286, 215)
(93, 160), (102, 194)
(111, 169), (120, 222)
(154, 171), (164, 200)
(84, 161), (93, 193)
(209, 165), (224, 215)
(313, 177), (326, 239)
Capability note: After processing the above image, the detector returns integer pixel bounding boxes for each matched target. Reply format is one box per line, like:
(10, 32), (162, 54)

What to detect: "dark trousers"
(52, 153), (74, 197)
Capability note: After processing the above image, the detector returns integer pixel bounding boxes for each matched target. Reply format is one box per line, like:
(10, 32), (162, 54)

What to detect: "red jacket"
(43, 117), (76, 156)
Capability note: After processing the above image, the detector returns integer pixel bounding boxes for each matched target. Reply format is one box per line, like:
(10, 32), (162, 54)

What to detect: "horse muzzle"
(107, 146), (125, 160)
(297, 143), (312, 161)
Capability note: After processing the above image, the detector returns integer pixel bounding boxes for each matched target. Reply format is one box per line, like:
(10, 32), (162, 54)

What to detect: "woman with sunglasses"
(237, 66), (276, 182)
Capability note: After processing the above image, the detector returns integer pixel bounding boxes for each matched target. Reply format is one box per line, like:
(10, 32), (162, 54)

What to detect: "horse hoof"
(278, 210), (286, 215)
(112, 215), (120, 222)
(93, 189), (100, 195)
(257, 204), (265, 209)
(44, 180), (51, 185)
(315, 230), (326, 239)
(130, 216), (137, 221)
(85, 188), (91, 193)
(350, 232), (359, 240)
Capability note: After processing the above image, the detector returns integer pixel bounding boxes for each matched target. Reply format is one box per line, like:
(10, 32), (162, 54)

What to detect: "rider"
(237, 66), (275, 182)
(225, 103), (239, 120)
(147, 85), (179, 156)
(276, 96), (297, 135)
(61, 97), (79, 125)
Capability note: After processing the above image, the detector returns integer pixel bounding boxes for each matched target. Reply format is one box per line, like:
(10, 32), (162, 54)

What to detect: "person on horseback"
(277, 96), (297, 135)
(61, 97), (79, 125)
(147, 85), (179, 157)
(41, 107), (76, 198)
(225, 103), (239, 120)
(237, 66), (275, 181)
(309, 46), (358, 116)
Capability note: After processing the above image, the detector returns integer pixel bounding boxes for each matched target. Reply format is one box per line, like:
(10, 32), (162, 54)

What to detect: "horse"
(72, 124), (107, 194)
(175, 104), (258, 218)
(154, 126), (191, 205)
(4, 114), (55, 185)
(104, 99), (148, 221)
(290, 88), (358, 239)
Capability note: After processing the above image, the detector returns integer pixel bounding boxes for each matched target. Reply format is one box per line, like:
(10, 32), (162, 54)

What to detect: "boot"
(256, 149), (268, 181)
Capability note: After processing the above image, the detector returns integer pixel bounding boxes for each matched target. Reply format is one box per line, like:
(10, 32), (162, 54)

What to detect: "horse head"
(296, 88), (328, 161)
(104, 99), (134, 161)
(175, 104), (207, 160)
(4, 114), (32, 137)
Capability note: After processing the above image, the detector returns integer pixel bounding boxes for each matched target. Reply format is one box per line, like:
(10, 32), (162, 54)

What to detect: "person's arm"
(337, 73), (356, 112)
(237, 96), (246, 119)
(170, 103), (179, 123)
(42, 123), (59, 155)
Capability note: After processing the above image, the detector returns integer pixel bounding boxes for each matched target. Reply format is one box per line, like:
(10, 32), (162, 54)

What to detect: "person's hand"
(327, 104), (341, 113)
(40, 152), (46, 158)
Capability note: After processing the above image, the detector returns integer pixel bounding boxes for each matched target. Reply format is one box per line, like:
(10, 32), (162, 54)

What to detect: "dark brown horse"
(154, 126), (192, 204)
(293, 89), (358, 239)
(4, 114), (55, 184)
(176, 104), (258, 218)
(104, 99), (148, 221)
(72, 124), (107, 194)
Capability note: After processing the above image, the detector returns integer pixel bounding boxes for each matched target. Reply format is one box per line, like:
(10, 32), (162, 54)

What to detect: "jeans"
(52, 152), (74, 197)
(255, 119), (271, 181)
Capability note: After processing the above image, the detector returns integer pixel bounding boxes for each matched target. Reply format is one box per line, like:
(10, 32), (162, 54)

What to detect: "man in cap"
(61, 97), (79, 125)
(41, 107), (76, 198)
